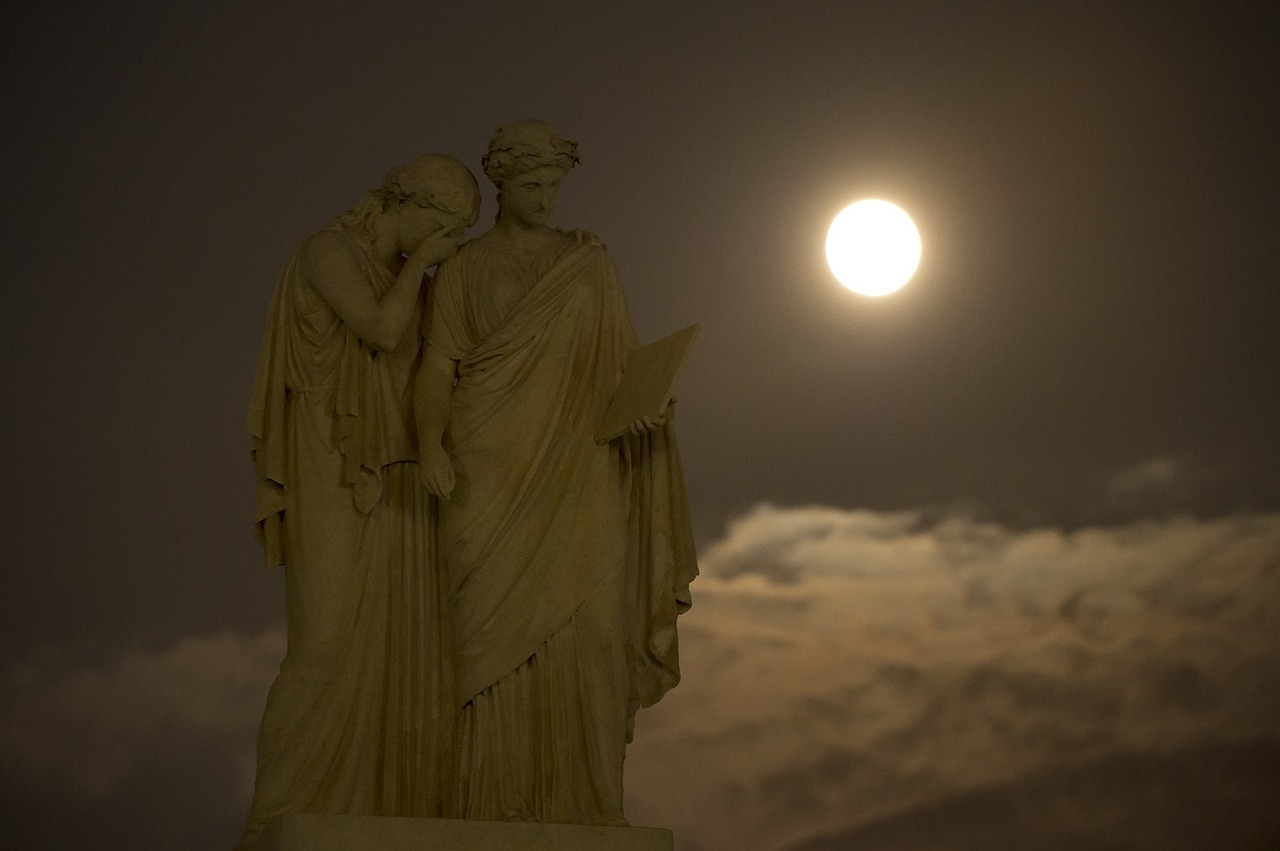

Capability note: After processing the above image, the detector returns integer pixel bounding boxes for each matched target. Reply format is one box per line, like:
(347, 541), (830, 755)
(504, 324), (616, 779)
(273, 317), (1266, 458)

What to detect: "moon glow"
(826, 200), (921, 296)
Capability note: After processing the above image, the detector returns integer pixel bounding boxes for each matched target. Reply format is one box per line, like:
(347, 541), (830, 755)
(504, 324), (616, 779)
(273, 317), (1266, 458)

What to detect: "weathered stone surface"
(238, 155), (481, 848)
(414, 120), (697, 824)
(239, 123), (698, 847)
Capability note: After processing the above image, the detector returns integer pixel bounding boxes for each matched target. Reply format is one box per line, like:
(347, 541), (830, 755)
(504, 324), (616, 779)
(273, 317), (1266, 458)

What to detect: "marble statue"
(416, 120), (699, 825)
(239, 154), (480, 849)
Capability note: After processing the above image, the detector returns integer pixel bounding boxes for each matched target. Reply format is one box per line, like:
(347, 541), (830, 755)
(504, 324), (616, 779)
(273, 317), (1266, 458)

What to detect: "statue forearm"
(415, 347), (456, 446)
(415, 346), (458, 497)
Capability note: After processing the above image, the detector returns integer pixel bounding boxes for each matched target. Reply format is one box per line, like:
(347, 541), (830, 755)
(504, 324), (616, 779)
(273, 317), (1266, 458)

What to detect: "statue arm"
(415, 345), (457, 497)
(302, 229), (454, 351)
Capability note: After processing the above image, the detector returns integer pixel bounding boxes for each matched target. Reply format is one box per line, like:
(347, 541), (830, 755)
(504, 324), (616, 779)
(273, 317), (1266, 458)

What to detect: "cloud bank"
(3, 505), (1277, 849)
(624, 505), (1280, 850)
(1, 628), (282, 800)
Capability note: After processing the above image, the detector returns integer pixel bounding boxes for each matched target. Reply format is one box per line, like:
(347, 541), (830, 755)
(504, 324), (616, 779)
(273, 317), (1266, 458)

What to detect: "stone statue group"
(238, 120), (698, 848)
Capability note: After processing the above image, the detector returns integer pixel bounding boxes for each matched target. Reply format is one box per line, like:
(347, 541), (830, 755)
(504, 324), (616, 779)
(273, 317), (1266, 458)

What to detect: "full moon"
(826, 200), (921, 296)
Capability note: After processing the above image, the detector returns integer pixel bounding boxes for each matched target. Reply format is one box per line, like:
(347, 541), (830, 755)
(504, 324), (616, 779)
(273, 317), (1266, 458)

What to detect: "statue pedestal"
(259, 813), (674, 851)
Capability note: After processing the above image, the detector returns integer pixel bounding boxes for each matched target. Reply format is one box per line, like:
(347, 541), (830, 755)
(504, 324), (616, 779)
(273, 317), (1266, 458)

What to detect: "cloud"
(789, 739), (1280, 851)
(1104, 455), (1200, 517)
(623, 504), (1280, 851)
(3, 505), (1278, 850)
(1, 627), (283, 798)
(1108, 456), (1182, 496)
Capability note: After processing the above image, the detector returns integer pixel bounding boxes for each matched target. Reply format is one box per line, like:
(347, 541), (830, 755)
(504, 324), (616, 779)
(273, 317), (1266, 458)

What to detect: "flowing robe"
(425, 233), (698, 824)
(240, 225), (453, 846)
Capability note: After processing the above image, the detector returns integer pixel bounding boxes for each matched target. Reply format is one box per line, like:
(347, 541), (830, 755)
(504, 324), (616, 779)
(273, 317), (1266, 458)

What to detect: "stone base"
(259, 813), (674, 851)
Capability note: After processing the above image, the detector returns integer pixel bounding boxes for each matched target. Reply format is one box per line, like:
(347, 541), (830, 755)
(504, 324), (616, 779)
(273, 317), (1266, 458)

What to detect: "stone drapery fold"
(427, 232), (697, 732)
(239, 225), (452, 846)
(247, 226), (417, 568)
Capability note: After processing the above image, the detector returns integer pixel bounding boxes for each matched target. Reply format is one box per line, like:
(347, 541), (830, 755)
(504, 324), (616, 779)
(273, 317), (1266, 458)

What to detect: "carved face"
(396, 198), (468, 255)
(500, 165), (566, 228)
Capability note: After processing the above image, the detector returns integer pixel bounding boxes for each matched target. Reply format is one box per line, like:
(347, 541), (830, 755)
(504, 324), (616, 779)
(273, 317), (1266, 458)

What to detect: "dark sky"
(3, 3), (1278, 849)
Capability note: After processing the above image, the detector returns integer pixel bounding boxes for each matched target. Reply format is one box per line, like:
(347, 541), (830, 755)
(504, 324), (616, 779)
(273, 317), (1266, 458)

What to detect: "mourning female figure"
(417, 121), (698, 825)
(240, 155), (479, 847)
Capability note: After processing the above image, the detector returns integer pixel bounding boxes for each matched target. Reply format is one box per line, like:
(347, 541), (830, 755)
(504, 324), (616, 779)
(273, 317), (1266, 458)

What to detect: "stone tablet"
(596, 324), (699, 443)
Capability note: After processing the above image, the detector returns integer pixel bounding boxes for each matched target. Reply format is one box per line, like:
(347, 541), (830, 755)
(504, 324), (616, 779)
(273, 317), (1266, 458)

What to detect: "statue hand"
(408, 222), (464, 270)
(628, 412), (668, 436)
(420, 445), (456, 498)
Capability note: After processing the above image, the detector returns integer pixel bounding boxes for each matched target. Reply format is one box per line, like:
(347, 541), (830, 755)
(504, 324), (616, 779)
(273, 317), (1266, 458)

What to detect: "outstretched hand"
(419, 445), (456, 498)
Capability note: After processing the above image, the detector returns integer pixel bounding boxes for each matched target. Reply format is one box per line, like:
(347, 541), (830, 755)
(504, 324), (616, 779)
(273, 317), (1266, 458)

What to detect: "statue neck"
(488, 217), (560, 252)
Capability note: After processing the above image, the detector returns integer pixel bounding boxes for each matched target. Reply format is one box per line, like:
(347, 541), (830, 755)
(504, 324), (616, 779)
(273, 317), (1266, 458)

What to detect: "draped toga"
(425, 232), (697, 824)
(240, 225), (453, 846)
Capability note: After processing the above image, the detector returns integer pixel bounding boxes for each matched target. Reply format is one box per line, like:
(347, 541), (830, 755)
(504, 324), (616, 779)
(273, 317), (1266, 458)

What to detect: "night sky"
(3, 3), (1278, 849)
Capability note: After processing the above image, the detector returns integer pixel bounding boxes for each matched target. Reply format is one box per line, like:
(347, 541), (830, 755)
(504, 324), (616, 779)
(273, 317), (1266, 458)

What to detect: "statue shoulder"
(292, 227), (371, 308)
(434, 238), (477, 281)
(563, 228), (607, 250)
(451, 236), (485, 259)
(299, 226), (361, 270)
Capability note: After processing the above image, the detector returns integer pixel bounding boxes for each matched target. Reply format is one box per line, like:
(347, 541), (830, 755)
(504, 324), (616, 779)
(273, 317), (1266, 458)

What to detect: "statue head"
(482, 120), (579, 187)
(335, 154), (480, 248)
(381, 154), (481, 227)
